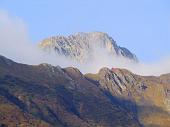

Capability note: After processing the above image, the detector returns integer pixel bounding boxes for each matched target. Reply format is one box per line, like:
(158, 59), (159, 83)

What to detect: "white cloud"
(0, 10), (170, 76)
(78, 46), (170, 76)
(0, 10), (76, 66)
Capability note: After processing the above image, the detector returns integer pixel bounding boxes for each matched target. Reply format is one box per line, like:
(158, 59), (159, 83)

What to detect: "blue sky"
(0, 0), (170, 62)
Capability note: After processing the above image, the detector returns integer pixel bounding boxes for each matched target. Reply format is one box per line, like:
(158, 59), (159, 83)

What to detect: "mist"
(0, 10), (77, 67)
(0, 10), (170, 76)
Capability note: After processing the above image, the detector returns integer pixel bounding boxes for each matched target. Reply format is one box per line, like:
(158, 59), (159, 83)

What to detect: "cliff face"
(0, 55), (140, 127)
(39, 32), (138, 63)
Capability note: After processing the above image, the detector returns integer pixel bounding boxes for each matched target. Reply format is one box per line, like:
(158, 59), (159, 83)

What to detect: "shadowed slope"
(0, 55), (141, 127)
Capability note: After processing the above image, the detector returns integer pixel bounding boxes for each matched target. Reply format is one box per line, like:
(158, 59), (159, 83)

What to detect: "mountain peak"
(39, 32), (138, 63)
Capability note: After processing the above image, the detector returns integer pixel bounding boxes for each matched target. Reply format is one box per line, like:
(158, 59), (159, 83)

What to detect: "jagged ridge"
(0, 55), (170, 127)
(0, 55), (141, 127)
(39, 32), (138, 63)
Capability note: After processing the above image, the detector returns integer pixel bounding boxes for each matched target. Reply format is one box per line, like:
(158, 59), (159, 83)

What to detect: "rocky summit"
(39, 32), (138, 63)
(0, 55), (170, 127)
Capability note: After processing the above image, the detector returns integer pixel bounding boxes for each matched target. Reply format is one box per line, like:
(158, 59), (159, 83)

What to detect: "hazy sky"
(0, 0), (170, 62)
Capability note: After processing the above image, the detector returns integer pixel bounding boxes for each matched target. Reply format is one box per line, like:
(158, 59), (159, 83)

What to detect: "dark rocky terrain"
(0, 55), (169, 127)
(0, 55), (140, 127)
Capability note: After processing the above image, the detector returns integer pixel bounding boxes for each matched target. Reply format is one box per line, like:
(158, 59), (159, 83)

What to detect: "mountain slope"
(0, 55), (141, 127)
(0, 55), (170, 127)
(85, 68), (170, 127)
(39, 32), (138, 63)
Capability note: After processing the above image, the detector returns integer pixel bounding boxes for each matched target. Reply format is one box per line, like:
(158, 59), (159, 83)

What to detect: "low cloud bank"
(0, 10), (77, 67)
(0, 10), (170, 76)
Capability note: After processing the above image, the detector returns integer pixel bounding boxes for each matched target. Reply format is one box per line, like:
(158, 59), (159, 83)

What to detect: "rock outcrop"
(39, 32), (138, 63)
(85, 67), (170, 127)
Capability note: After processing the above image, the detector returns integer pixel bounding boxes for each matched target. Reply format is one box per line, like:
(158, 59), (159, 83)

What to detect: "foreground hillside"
(86, 68), (170, 127)
(0, 55), (170, 127)
(0, 55), (141, 127)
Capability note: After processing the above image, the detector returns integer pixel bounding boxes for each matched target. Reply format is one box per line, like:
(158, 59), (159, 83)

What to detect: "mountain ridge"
(39, 32), (138, 63)
(0, 55), (141, 127)
(0, 55), (170, 127)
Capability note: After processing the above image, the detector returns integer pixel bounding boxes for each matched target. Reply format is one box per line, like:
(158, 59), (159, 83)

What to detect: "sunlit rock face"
(85, 68), (170, 127)
(39, 32), (138, 63)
